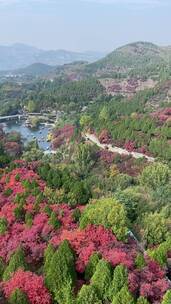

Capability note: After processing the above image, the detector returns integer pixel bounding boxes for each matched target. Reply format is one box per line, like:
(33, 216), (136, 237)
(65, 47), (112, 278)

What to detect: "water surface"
(3, 119), (52, 151)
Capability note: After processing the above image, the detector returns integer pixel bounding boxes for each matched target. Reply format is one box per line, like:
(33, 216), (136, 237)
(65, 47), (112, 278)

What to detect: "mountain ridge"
(0, 43), (106, 71)
(87, 41), (171, 78)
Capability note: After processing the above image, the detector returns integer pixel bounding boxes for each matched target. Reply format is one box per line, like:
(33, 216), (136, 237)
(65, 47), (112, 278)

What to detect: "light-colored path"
(84, 133), (155, 162)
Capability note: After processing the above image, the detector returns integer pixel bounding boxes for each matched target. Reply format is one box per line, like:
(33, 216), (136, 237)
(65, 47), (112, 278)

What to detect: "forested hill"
(0, 43), (106, 71)
(87, 41), (171, 79)
(6, 63), (56, 77)
(1, 42), (171, 81)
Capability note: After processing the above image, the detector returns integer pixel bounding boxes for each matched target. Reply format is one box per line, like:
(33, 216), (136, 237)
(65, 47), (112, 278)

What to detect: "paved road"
(84, 133), (155, 162)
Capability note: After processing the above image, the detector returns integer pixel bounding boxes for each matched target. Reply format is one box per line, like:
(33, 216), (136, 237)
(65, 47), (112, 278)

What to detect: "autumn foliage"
(0, 163), (170, 303)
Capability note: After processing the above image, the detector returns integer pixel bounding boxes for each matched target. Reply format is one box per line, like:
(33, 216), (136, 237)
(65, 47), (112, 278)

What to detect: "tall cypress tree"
(109, 264), (128, 300)
(91, 259), (112, 300)
(44, 243), (55, 275)
(45, 240), (76, 304)
(3, 247), (27, 281)
(112, 285), (135, 304)
(85, 253), (101, 280)
(77, 285), (102, 304)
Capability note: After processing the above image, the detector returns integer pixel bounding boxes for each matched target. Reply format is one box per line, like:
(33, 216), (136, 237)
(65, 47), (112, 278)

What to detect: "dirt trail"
(84, 133), (155, 163)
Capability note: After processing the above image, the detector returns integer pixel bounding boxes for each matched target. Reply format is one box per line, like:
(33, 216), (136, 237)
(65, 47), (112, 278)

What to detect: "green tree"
(45, 240), (76, 304)
(9, 288), (28, 304)
(162, 290), (171, 304)
(14, 205), (25, 221)
(47, 168), (62, 188)
(112, 285), (135, 304)
(44, 243), (55, 275)
(73, 143), (96, 179)
(22, 147), (43, 162)
(99, 106), (109, 124)
(3, 247), (27, 281)
(135, 253), (146, 269)
(48, 211), (61, 230)
(72, 208), (81, 223)
(25, 212), (33, 228)
(80, 198), (128, 241)
(0, 257), (5, 280)
(68, 181), (91, 206)
(77, 285), (102, 304)
(112, 174), (134, 191)
(27, 100), (37, 113)
(0, 217), (8, 235)
(85, 253), (101, 280)
(147, 238), (171, 266)
(137, 296), (149, 304)
(107, 203), (128, 241)
(80, 115), (92, 130)
(91, 259), (112, 300)
(143, 212), (168, 246)
(140, 162), (170, 190)
(115, 187), (145, 222)
(109, 264), (128, 300)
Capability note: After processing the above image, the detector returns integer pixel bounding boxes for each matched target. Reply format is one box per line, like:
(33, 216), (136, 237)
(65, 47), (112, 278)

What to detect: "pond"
(2, 119), (53, 151)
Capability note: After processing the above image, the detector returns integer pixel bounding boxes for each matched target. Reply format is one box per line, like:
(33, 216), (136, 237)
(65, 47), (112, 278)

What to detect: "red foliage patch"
(52, 125), (75, 149)
(99, 129), (111, 144)
(50, 225), (137, 273)
(0, 162), (170, 303)
(98, 150), (116, 164)
(151, 107), (171, 122)
(2, 269), (51, 304)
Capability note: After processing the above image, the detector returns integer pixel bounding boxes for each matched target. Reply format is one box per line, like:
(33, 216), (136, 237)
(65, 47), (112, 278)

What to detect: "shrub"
(72, 208), (81, 223)
(162, 290), (171, 304)
(80, 198), (128, 241)
(0, 257), (5, 280)
(15, 174), (21, 182)
(44, 205), (52, 216)
(68, 181), (91, 206)
(9, 288), (29, 304)
(25, 212), (33, 228)
(135, 253), (146, 269)
(48, 211), (61, 230)
(140, 163), (170, 190)
(143, 213), (168, 246)
(137, 296), (150, 304)
(3, 247), (27, 281)
(14, 206), (25, 221)
(3, 188), (13, 197)
(3, 270), (51, 304)
(147, 238), (171, 266)
(0, 217), (8, 235)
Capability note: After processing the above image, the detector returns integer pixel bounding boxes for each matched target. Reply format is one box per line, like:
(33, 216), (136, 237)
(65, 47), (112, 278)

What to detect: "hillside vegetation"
(87, 42), (171, 79)
(0, 40), (171, 304)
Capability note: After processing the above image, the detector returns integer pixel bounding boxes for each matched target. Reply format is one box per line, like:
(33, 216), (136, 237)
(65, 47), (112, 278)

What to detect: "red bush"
(2, 269), (51, 304)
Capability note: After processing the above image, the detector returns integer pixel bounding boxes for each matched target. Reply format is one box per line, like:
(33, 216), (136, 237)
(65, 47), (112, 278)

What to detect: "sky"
(0, 0), (171, 52)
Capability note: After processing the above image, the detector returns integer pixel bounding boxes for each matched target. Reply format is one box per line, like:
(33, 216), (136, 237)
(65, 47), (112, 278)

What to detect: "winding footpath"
(84, 133), (155, 163)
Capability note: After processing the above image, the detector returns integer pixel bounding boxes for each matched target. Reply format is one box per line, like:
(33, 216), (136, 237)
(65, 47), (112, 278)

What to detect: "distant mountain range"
(0, 43), (106, 71)
(1, 41), (171, 80)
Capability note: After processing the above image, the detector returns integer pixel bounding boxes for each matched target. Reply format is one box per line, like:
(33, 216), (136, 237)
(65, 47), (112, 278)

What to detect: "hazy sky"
(0, 0), (171, 52)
